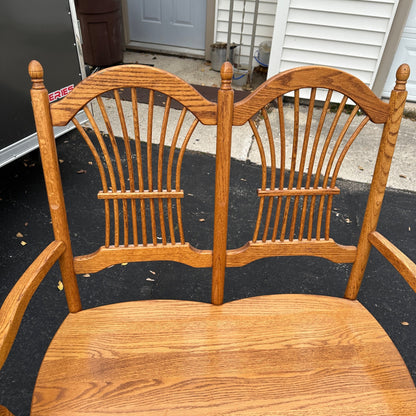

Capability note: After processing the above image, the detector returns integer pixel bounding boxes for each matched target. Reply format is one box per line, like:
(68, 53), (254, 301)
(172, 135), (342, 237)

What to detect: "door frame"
(121, 0), (215, 59)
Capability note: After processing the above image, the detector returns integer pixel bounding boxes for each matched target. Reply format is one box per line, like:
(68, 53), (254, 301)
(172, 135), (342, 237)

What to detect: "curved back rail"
(29, 61), (218, 310)
(212, 65), (409, 304)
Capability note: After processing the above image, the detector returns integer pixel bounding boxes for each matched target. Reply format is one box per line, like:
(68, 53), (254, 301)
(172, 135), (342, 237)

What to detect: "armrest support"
(0, 405), (15, 415)
(0, 240), (66, 369)
(369, 231), (416, 293)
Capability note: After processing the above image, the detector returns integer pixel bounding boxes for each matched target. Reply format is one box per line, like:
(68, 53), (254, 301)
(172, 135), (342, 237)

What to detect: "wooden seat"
(0, 60), (415, 415)
(32, 295), (416, 415)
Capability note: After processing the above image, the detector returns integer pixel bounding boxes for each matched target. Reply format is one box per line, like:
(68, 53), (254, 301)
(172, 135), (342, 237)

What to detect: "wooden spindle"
(271, 96), (286, 242)
(250, 119), (267, 243)
(262, 109), (276, 242)
(131, 88), (147, 246)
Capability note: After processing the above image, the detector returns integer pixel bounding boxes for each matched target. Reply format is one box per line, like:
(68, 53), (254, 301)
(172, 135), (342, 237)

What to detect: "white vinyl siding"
(269, 0), (399, 89)
(215, 0), (277, 67)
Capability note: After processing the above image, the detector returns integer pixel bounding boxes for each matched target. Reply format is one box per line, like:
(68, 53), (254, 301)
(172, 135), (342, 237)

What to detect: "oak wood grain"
(32, 295), (416, 415)
(0, 241), (65, 369)
(225, 239), (357, 267)
(73, 243), (212, 274)
(0, 405), (15, 416)
(345, 64), (410, 299)
(21, 60), (415, 416)
(369, 231), (416, 292)
(211, 62), (234, 305)
(50, 64), (217, 126)
(233, 66), (390, 125)
(28, 61), (82, 312)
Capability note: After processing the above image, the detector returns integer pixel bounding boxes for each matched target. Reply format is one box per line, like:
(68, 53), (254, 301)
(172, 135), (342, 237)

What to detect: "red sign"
(48, 84), (74, 103)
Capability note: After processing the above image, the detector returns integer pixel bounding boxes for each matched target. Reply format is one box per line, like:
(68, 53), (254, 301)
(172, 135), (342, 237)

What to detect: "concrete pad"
(123, 51), (224, 89)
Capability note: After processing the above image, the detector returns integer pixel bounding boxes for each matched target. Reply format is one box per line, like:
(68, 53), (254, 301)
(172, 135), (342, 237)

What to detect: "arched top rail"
(233, 66), (390, 125)
(48, 64), (218, 126)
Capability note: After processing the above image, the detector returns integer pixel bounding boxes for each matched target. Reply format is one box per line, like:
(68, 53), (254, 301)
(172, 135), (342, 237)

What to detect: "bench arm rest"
(369, 231), (416, 293)
(0, 240), (66, 370)
(0, 404), (15, 415)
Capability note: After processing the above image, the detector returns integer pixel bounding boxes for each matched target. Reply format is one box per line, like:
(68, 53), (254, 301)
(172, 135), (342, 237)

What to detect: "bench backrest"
(29, 60), (409, 309)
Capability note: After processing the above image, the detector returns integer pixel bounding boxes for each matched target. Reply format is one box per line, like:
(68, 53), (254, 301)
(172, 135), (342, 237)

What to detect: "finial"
(394, 63), (410, 91)
(220, 62), (233, 90)
(28, 60), (45, 89)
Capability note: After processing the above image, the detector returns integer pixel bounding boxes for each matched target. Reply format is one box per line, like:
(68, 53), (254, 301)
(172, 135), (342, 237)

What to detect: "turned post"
(211, 62), (234, 305)
(344, 64), (410, 299)
(28, 60), (82, 312)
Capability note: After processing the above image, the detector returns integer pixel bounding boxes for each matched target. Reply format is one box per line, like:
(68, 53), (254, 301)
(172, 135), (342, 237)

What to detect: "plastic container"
(76, 0), (123, 66)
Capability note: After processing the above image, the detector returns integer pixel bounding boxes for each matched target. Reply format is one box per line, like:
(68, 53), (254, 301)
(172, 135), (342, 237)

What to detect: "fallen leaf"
(59, 159), (64, 163)
(77, 169), (87, 174)
(20, 241), (27, 246)
(25, 222), (28, 226)
(401, 321), (409, 326)
(409, 227), (411, 231)
(345, 218), (351, 224)
(199, 218), (206, 222)
(88, 161), (93, 165)
(358, 166), (364, 171)
(399, 174), (407, 178)
(16, 232), (23, 238)
(187, 193), (194, 196)
(83, 274), (91, 277)
(121, 262), (128, 266)
(240, 178), (247, 181)
(146, 278), (155, 282)
(57, 281), (64, 291)
(149, 270), (156, 275)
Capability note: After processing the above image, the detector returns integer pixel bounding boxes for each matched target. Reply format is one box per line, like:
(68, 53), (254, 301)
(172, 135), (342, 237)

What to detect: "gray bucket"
(255, 41), (271, 67)
(232, 68), (248, 87)
(211, 43), (236, 71)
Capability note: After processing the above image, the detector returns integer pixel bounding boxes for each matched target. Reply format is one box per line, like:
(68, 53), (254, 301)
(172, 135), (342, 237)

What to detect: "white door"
(383, 1), (416, 101)
(126, 0), (206, 56)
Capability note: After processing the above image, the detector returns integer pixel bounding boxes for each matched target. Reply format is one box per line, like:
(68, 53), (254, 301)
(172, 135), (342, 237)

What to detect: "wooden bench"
(0, 60), (415, 415)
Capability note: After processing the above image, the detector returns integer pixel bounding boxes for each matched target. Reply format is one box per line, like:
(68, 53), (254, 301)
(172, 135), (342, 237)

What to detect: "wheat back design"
(249, 89), (371, 245)
(47, 66), (217, 274)
(227, 66), (392, 267)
